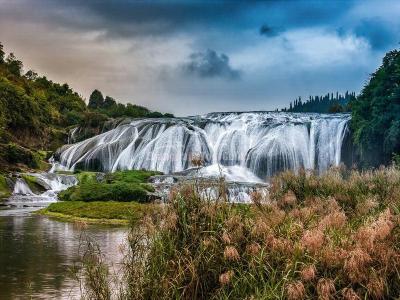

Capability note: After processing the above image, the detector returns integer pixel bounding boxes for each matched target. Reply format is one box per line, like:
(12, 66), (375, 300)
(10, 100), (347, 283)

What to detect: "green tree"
(25, 70), (38, 81)
(88, 89), (104, 109)
(6, 53), (23, 76)
(0, 42), (4, 63)
(103, 96), (117, 108)
(351, 49), (400, 167)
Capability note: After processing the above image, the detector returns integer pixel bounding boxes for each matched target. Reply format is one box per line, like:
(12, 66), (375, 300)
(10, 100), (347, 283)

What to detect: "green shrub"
(59, 182), (150, 202)
(1, 143), (41, 168)
(59, 170), (159, 203)
(105, 170), (160, 184)
(75, 172), (100, 184)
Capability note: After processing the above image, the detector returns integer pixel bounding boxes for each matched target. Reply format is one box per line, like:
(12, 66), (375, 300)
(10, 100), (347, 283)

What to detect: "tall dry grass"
(79, 166), (400, 299)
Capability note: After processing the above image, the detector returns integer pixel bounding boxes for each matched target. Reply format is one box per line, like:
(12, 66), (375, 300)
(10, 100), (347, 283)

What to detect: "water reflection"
(0, 214), (126, 299)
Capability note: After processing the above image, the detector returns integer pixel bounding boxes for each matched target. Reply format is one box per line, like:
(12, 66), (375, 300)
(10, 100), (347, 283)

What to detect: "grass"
(77, 166), (400, 300)
(75, 171), (99, 184)
(39, 201), (159, 225)
(59, 170), (160, 203)
(105, 170), (161, 184)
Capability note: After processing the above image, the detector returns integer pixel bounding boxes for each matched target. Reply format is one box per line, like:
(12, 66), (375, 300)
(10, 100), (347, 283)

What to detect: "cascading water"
(52, 112), (351, 182)
(5, 173), (78, 209)
(13, 178), (34, 195)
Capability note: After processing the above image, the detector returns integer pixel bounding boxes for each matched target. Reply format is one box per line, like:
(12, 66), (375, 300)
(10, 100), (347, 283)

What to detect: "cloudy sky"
(0, 0), (399, 115)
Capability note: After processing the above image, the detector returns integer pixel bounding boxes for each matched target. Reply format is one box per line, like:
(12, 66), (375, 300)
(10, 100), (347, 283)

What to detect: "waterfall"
(13, 178), (34, 195)
(52, 112), (351, 182)
(7, 173), (78, 208)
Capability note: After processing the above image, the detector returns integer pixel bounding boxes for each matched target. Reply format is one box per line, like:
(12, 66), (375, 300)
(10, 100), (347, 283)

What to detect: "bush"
(105, 170), (160, 184)
(1, 143), (41, 168)
(59, 182), (150, 202)
(59, 170), (158, 203)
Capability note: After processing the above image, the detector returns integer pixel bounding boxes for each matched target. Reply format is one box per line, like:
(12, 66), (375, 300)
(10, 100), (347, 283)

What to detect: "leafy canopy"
(351, 49), (400, 166)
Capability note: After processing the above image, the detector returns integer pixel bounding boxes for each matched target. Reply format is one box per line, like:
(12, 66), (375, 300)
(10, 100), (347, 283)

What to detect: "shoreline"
(35, 209), (130, 226)
(35, 200), (160, 226)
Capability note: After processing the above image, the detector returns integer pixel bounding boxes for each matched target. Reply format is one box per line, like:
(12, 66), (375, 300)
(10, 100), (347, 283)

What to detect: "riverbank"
(37, 201), (159, 225)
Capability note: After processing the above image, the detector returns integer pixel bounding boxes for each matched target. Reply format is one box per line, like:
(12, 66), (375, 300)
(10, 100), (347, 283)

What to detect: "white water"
(6, 174), (78, 209)
(13, 178), (34, 195)
(52, 112), (350, 182)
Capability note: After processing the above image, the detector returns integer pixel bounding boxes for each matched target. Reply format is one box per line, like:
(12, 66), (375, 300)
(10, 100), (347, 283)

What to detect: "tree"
(328, 103), (343, 113)
(6, 53), (23, 76)
(88, 89), (104, 109)
(103, 96), (117, 108)
(25, 70), (38, 81)
(351, 49), (400, 166)
(0, 42), (4, 63)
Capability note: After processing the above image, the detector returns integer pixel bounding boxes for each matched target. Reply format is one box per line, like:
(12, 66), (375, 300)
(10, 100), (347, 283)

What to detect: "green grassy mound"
(40, 201), (157, 225)
(59, 170), (160, 203)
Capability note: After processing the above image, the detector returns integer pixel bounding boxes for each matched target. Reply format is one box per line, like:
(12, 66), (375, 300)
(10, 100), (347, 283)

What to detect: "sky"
(0, 0), (399, 116)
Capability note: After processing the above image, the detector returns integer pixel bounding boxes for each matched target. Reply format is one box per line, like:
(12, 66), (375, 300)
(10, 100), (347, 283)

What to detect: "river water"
(0, 207), (126, 299)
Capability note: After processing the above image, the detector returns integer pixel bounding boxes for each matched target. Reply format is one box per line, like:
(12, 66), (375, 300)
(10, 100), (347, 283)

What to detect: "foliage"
(0, 143), (42, 169)
(0, 42), (86, 151)
(81, 166), (400, 299)
(0, 43), (4, 63)
(75, 172), (100, 185)
(88, 89), (104, 109)
(87, 87), (174, 119)
(59, 170), (159, 203)
(105, 170), (161, 184)
(351, 49), (400, 167)
(281, 91), (355, 113)
(59, 182), (151, 203)
(0, 41), (173, 170)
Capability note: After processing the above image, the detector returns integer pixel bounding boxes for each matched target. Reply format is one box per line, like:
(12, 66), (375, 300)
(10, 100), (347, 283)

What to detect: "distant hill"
(280, 91), (355, 113)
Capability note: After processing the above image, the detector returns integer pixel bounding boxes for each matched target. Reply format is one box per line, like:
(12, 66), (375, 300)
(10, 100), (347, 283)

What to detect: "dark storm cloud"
(354, 18), (399, 50)
(20, 0), (257, 39)
(4, 0), (354, 39)
(182, 49), (241, 80)
(259, 24), (282, 37)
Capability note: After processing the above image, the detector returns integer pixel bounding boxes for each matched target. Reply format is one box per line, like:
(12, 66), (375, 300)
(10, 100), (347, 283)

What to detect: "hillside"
(0, 42), (173, 171)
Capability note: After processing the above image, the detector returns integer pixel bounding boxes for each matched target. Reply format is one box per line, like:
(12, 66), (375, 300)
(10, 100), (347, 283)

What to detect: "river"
(0, 207), (126, 299)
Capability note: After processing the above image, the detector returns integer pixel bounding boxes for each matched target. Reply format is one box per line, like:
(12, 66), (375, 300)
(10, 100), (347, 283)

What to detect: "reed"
(79, 166), (400, 299)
